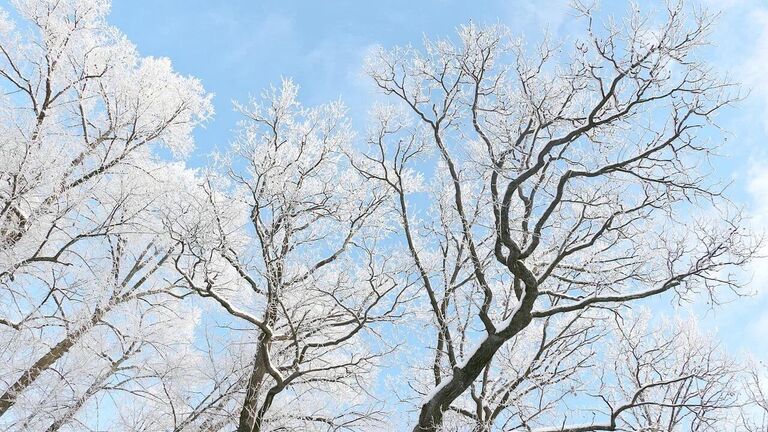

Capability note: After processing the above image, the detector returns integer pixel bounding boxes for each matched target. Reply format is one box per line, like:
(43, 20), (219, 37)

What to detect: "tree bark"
(236, 352), (268, 432)
(251, 384), (282, 432)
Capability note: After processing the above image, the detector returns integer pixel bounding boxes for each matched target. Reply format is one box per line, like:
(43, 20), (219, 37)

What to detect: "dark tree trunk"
(237, 352), (268, 432)
(413, 282), (536, 432)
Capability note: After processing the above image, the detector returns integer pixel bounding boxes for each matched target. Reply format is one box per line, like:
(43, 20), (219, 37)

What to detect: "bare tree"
(364, 2), (757, 430)
(529, 312), (744, 432)
(355, 106), (603, 431)
(167, 80), (413, 432)
(0, 0), (211, 429)
(739, 361), (768, 432)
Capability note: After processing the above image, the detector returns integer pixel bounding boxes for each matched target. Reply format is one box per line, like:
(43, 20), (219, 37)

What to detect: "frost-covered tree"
(363, 2), (757, 430)
(742, 362), (768, 432)
(581, 314), (741, 432)
(0, 0), (211, 429)
(167, 80), (413, 432)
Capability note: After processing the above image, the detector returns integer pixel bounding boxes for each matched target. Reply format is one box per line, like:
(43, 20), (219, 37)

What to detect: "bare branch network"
(0, 1), (765, 431)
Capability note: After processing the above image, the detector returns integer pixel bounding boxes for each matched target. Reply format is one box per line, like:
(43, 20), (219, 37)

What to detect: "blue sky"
(105, 0), (768, 357)
(108, 0), (577, 159)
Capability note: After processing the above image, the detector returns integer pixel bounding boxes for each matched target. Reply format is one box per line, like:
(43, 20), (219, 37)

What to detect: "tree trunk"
(237, 351), (268, 432)
(413, 286), (536, 432)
